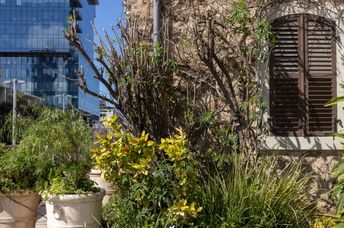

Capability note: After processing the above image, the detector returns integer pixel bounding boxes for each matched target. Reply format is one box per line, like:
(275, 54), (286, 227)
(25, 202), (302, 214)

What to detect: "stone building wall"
(267, 151), (340, 212)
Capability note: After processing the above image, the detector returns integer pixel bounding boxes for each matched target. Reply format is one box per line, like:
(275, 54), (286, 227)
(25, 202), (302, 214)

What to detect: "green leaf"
(336, 192), (344, 214)
(332, 161), (344, 176)
(325, 96), (344, 106)
(333, 133), (344, 140)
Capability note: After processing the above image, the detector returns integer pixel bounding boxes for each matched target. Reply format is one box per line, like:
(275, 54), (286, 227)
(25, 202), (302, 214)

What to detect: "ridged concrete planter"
(89, 169), (115, 205)
(45, 188), (105, 228)
(0, 192), (40, 228)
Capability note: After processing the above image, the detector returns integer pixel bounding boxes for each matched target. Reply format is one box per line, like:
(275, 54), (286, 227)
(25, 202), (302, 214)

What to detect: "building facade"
(0, 84), (42, 105)
(0, 0), (99, 117)
(99, 100), (114, 122)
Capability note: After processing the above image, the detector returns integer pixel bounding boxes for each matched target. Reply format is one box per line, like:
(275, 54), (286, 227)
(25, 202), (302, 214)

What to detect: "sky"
(95, 1), (123, 33)
(94, 1), (123, 96)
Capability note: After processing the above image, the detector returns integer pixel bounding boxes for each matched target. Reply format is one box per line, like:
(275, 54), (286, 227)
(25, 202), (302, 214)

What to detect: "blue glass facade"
(0, 0), (99, 116)
(76, 0), (99, 116)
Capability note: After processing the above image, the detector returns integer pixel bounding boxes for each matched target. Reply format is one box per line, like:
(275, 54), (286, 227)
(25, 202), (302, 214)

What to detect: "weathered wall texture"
(125, 0), (233, 44)
(125, 0), (344, 212)
(125, 0), (238, 121)
(263, 151), (341, 212)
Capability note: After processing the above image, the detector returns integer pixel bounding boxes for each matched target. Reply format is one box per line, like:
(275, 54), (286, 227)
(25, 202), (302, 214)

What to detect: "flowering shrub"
(92, 115), (201, 226)
(92, 116), (157, 187)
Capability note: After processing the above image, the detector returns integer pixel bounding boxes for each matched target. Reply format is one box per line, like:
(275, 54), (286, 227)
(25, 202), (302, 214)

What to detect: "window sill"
(262, 136), (343, 151)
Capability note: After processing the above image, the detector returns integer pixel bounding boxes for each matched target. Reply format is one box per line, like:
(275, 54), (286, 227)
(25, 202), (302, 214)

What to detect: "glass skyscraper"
(0, 0), (99, 117)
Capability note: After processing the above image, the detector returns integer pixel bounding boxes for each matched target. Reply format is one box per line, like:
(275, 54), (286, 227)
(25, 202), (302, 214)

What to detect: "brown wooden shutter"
(270, 14), (336, 137)
(270, 15), (303, 136)
(305, 15), (336, 136)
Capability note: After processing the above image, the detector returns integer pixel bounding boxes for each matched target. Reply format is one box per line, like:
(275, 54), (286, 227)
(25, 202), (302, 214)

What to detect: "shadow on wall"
(262, 150), (342, 212)
(272, 136), (341, 151)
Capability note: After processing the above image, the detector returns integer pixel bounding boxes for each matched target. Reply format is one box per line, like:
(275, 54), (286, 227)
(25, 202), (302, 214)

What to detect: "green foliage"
(313, 215), (343, 228)
(0, 102), (12, 143)
(326, 83), (344, 107)
(19, 108), (94, 196)
(0, 108), (95, 195)
(93, 115), (201, 227)
(255, 21), (275, 62)
(330, 134), (344, 226)
(0, 145), (42, 193)
(194, 110), (237, 173)
(92, 115), (157, 186)
(44, 162), (95, 195)
(198, 153), (314, 227)
(0, 100), (43, 144)
(0, 104), (45, 193)
(0, 143), (6, 156)
(228, 0), (275, 62)
(325, 83), (344, 225)
(95, 116), (315, 227)
(190, 0), (269, 157)
(228, 0), (251, 34)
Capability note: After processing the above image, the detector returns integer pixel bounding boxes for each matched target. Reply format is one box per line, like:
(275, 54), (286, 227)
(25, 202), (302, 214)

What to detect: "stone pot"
(45, 188), (105, 228)
(89, 169), (115, 204)
(0, 192), (40, 228)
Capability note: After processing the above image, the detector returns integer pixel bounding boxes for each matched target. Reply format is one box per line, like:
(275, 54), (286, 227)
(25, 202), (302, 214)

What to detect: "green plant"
(65, 14), (185, 141)
(0, 143), (6, 156)
(16, 108), (95, 196)
(0, 108), (95, 195)
(92, 115), (201, 227)
(191, 0), (271, 160)
(313, 216), (341, 228)
(198, 153), (314, 227)
(0, 110), (45, 193)
(325, 83), (344, 226)
(0, 101), (43, 145)
(0, 145), (41, 193)
(331, 148), (344, 218)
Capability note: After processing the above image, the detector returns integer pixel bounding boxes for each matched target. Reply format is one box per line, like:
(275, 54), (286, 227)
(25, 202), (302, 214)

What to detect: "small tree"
(65, 17), (185, 140)
(65, 0), (272, 161)
(180, 0), (272, 160)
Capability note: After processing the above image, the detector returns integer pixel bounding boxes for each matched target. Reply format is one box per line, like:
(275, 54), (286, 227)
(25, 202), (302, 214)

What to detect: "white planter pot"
(45, 188), (105, 228)
(89, 169), (115, 205)
(0, 192), (40, 228)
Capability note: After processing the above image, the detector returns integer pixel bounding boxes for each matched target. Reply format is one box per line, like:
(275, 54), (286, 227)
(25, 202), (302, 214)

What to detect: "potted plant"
(23, 109), (105, 227)
(0, 108), (45, 228)
(0, 143), (42, 228)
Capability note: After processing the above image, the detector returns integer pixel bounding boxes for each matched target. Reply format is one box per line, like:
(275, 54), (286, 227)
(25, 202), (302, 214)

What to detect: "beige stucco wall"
(261, 1), (344, 151)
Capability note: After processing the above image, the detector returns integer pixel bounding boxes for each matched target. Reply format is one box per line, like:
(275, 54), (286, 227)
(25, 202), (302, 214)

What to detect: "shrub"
(0, 110), (45, 193)
(19, 108), (94, 195)
(198, 153), (314, 227)
(0, 108), (95, 195)
(0, 101), (43, 145)
(325, 83), (344, 226)
(0, 145), (42, 193)
(92, 115), (201, 227)
(95, 115), (315, 227)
